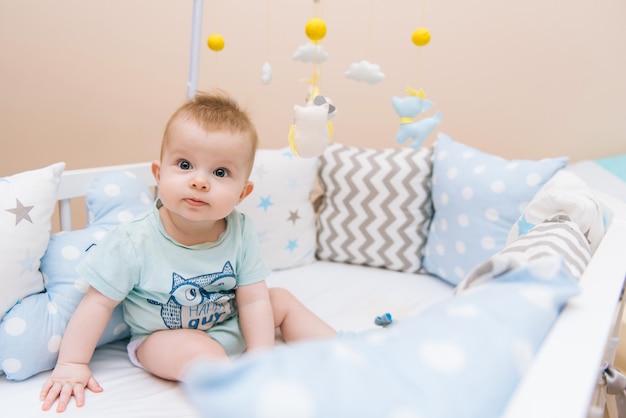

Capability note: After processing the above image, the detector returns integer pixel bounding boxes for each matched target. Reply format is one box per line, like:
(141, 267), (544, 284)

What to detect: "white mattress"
(0, 261), (453, 417)
(267, 261), (454, 332)
(3, 340), (199, 417)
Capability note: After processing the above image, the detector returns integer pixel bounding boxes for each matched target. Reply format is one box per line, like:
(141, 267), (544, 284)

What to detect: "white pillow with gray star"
(237, 148), (317, 270)
(0, 162), (65, 320)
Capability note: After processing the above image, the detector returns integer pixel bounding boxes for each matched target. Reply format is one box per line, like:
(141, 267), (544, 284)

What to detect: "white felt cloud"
(344, 60), (385, 85)
(292, 42), (329, 64)
(261, 61), (272, 85)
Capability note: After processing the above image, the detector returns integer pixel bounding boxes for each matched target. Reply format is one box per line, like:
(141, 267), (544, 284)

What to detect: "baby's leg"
(269, 287), (337, 342)
(136, 329), (228, 381)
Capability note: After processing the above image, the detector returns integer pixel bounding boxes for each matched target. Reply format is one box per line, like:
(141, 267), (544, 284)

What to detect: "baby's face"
(154, 118), (254, 223)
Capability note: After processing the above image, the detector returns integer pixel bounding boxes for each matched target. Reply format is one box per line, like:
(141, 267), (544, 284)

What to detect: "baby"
(40, 90), (336, 412)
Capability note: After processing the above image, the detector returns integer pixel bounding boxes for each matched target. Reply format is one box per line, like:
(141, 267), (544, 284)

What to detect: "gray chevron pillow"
(315, 143), (433, 273)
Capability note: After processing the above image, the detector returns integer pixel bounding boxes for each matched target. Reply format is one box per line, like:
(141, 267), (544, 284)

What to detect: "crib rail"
(502, 216), (626, 418)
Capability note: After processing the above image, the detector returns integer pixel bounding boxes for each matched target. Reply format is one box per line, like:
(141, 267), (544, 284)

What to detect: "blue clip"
(374, 312), (393, 327)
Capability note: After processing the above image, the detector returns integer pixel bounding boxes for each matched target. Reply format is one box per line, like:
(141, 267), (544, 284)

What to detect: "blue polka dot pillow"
(237, 148), (318, 270)
(422, 133), (568, 285)
(184, 256), (580, 418)
(0, 171), (153, 381)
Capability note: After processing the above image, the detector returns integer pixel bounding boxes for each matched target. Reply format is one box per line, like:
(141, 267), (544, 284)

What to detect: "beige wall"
(1, 0), (625, 177)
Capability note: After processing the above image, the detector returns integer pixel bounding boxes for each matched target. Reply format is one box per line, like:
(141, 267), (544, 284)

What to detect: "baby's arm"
(40, 286), (119, 413)
(236, 280), (275, 352)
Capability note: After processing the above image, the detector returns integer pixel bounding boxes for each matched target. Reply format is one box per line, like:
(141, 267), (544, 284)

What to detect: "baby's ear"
(239, 181), (254, 203)
(151, 160), (161, 183)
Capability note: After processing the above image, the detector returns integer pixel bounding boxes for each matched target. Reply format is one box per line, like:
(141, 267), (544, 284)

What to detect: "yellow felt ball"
(207, 33), (225, 51)
(411, 28), (431, 47)
(305, 17), (327, 42)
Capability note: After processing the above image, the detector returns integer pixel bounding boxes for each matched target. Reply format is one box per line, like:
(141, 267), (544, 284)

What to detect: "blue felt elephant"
(392, 95), (442, 149)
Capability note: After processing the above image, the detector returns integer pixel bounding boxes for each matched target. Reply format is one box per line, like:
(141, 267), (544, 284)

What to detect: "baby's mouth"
(185, 198), (207, 207)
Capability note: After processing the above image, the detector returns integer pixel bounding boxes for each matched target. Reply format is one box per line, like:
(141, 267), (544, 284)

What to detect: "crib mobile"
(198, 0), (442, 158)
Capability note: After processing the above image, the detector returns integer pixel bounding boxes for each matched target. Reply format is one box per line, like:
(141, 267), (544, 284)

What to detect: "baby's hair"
(161, 89), (259, 162)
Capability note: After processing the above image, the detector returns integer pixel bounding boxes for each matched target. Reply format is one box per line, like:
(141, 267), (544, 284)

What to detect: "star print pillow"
(237, 148), (318, 270)
(0, 162), (65, 320)
(422, 133), (568, 285)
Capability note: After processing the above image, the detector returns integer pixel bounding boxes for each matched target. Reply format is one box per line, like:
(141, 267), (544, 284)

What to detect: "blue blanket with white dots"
(184, 256), (579, 418)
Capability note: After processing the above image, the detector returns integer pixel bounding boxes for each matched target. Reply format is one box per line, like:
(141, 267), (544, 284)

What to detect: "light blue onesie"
(76, 203), (271, 356)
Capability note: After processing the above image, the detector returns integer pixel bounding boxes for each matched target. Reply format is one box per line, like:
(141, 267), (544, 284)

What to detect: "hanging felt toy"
(206, 33), (224, 87)
(393, 87), (442, 149)
(345, 0), (385, 85)
(393, 22), (441, 149)
(288, 4), (336, 158)
(345, 60), (385, 85)
(288, 79), (336, 158)
(292, 12), (329, 64)
(205, 0), (225, 87)
(261, 0), (273, 84)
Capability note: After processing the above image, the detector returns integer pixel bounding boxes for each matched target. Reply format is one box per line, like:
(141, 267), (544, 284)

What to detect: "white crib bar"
(58, 198), (73, 231)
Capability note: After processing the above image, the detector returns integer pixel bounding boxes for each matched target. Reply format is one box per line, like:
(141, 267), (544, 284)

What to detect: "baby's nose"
(190, 176), (210, 190)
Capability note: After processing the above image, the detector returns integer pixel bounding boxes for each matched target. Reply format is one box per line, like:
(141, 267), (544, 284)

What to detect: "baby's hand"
(40, 362), (102, 412)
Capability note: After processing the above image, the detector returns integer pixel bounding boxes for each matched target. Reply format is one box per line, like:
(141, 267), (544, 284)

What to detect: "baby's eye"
(178, 160), (192, 170)
(214, 168), (228, 178)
